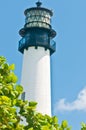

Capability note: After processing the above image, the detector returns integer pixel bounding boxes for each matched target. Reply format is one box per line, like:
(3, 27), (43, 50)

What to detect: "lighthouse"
(18, 1), (56, 116)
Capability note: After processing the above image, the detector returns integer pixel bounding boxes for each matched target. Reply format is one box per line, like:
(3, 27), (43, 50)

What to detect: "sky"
(0, 0), (86, 129)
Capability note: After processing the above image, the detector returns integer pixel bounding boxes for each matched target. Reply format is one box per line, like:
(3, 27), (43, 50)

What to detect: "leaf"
(6, 73), (18, 83)
(52, 116), (58, 124)
(1, 125), (7, 129)
(7, 85), (13, 90)
(1, 95), (10, 102)
(67, 127), (72, 130)
(12, 99), (17, 105)
(42, 126), (49, 130)
(0, 56), (6, 66)
(29, 101), (37, 107)
(28, 128), (33, 130)
(9, 64), (15, 70)
(61, 120), (68, 128)
(15, 85), (23, 94)
(3, 87), (9, 95)
(11, 73), (18, 83)
(10, 91), (16, 98)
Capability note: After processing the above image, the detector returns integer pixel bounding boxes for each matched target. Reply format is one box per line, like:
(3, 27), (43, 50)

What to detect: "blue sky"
(0, 0), (86, 129)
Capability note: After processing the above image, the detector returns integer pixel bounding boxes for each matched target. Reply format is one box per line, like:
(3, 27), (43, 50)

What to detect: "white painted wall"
(21, 47), (51, 116)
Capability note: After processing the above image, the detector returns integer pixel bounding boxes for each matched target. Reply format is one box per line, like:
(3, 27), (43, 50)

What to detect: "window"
(21, 92), (25, 101)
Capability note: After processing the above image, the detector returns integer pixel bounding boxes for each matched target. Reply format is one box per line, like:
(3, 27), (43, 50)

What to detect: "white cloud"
(55, 87), (86, 112)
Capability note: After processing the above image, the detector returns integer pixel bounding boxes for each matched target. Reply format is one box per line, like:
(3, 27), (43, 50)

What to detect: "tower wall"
(19, 1), (56, 116)
(21, 47), (51, 116)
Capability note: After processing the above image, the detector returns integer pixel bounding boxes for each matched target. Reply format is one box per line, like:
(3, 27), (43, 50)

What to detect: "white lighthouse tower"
(18, 1), (56, 116)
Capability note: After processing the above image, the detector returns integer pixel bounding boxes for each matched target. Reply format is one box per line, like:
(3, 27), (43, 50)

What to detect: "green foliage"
(81, 123), (86, 130)
(0, 56), (75, 130)
(0, 56), (24, 129)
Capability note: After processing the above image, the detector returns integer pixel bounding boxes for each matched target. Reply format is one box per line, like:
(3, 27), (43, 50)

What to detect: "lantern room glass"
(25, 9), (51, 29)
